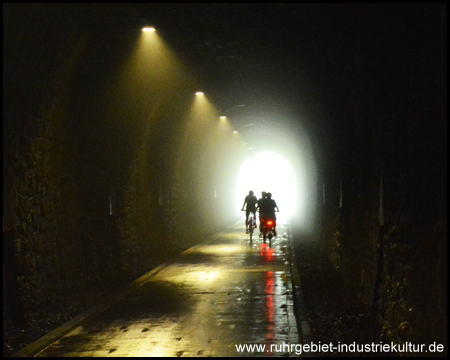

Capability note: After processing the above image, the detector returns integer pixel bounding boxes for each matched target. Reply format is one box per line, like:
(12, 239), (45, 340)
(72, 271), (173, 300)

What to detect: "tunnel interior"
(3, 3), (446, 354)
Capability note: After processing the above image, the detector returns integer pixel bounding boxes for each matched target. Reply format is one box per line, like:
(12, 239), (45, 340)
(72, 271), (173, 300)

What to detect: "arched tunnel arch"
(3, 4), (446, 353)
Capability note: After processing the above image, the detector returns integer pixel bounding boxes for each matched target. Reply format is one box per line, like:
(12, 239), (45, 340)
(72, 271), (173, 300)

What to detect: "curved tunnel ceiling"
(2, 5), (447, 355)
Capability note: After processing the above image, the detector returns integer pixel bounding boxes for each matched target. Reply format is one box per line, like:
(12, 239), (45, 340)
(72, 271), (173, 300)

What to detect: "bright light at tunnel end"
(236, 151), (299, 224)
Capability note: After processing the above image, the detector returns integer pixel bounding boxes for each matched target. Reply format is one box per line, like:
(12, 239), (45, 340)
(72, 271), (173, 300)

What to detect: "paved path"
(17, 222), (305, 357)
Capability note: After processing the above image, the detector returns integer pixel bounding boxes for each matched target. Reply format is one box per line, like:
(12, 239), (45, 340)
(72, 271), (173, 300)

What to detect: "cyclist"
(241, 190), (258, 234)
(264, 192), (280, 236)
(256, 191), (268, 237)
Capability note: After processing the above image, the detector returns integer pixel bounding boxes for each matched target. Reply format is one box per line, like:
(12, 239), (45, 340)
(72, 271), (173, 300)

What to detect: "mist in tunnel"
(231, 109), (319, 231)
(101, 27), (252, 238)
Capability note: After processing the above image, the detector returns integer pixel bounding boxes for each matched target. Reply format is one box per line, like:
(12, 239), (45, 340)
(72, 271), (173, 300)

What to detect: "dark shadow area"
(293, 234), (389, 357)
(293, 225), (447, 357)
(2, 269), (132, 357)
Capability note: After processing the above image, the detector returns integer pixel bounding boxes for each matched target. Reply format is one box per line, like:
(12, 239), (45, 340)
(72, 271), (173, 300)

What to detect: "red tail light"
(267, 220), (273, 226)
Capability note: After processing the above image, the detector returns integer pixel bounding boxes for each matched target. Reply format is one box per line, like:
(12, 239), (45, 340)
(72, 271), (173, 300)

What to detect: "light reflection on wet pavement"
(36, 224), (300, 357)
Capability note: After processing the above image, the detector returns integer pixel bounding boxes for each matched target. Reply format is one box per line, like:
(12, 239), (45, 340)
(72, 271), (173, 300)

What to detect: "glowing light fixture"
(220, 116), (226, 119)
(142, 27), (155, 32)
(233, 130), (238, 133)
(195, 91), (204, 95)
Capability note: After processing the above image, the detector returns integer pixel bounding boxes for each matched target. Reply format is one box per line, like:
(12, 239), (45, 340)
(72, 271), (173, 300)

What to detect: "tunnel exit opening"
(236, 151), (297, 224)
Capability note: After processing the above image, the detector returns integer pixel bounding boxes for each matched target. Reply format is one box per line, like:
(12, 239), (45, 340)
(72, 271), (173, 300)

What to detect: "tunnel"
(3, 4), (447, 356)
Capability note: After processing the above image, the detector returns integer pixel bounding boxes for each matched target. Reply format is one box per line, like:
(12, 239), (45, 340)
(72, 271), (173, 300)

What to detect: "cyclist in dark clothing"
(241, 190), (258, 234)
(257, 192), (280, 236)
(256, 191), (268, 237)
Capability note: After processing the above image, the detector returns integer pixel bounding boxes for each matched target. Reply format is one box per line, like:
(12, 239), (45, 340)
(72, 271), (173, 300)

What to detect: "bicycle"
(248, 212), (257, 243)
(242, 209), (257, 244)
(260, 211), (279, 248)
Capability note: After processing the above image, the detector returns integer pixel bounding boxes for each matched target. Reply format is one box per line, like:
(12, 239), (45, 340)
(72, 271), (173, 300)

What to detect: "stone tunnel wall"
(3, 3), (242, 323)
(317, 11), (447, 347)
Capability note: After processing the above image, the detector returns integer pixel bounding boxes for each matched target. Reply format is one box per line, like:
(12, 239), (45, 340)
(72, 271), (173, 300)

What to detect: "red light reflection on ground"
(259, 243), (275, 261)
(264, 271), (274, 354)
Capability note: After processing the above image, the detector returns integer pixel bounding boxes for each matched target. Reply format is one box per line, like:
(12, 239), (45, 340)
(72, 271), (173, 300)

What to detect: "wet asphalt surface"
(27, 223), (301, 357)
